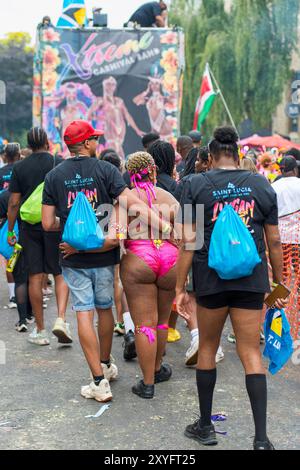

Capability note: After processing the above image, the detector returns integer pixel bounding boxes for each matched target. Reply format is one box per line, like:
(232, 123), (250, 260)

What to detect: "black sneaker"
(15, 322), (28, 333)
(154, 363), (172, 384)
(123, 331), (137, 361)
(26, 315), (35, 325)
(132, 380), (154, 399)
(184, 420), (218, 446)
(253, 438), (275, 450)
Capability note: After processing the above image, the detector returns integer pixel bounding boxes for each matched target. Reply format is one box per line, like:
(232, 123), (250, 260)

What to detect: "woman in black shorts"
(176, 126), (286, 450)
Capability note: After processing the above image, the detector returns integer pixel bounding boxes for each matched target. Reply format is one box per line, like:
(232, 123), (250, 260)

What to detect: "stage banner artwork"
(33, 27), (185, 158)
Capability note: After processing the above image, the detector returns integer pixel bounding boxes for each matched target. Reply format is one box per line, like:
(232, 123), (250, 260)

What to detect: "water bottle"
(6, 243), (23, 273)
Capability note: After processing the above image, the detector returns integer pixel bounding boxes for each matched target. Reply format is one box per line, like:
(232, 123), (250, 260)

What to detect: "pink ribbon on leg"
(137, 326), (156, 344)
(157, 324), (168, 330)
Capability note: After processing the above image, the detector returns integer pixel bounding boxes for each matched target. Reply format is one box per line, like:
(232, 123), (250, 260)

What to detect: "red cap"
(64, 120), (104, 146)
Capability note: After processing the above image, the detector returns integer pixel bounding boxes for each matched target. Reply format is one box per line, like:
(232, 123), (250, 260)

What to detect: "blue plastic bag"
(0, 220), (19, 260)
(209, 204), (261, 280)
(62, 192), (104, 251)
(263, 308), (293, 375)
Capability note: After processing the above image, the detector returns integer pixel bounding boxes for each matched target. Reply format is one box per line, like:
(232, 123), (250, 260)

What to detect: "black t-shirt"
(9, 152), (62, 230)
(157, 172), (178, 199)
(129, 2), (162, 27)
(0, 190), (9, 219)
(43, 156), (127, 269)
(174, 174), (192, 202)
(123, 171), (131, 187)
(180, 169), (278, 296)
(0, 163), (14, 191)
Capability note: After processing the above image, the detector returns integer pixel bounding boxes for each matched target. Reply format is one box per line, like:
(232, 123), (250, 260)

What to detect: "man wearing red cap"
(42, 120), (171, 403)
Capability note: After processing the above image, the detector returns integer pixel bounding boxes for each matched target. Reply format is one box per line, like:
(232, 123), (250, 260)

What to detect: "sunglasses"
(87, 136), (100, 142)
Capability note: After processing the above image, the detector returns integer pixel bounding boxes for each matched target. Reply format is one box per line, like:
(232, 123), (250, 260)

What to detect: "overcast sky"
(0, 0), (168, 41)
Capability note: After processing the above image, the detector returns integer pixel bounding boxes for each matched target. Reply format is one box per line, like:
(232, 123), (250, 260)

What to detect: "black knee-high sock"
(245, 374), (267, 442)
(196, 369), (217, 427)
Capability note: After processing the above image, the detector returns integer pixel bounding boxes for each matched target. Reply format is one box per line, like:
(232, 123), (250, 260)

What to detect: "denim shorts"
(62, 266), (114, 312)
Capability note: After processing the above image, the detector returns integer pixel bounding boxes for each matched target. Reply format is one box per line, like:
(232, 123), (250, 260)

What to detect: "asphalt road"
(0, 271), (299, 450)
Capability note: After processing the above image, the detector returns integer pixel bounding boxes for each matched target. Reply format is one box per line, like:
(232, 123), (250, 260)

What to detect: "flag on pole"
(193, 64), (217, 130)
(57, 0), (87, 28)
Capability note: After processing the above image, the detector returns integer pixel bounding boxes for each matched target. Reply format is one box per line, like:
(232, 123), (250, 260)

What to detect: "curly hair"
(127, 151), (156, 179)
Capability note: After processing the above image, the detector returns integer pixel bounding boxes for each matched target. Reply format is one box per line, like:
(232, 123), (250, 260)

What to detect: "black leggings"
(13, 252), (32, 323)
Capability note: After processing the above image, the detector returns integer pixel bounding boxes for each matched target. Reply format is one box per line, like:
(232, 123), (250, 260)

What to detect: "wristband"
(7, 231), (15, 237)
(272, 282), (279, 288)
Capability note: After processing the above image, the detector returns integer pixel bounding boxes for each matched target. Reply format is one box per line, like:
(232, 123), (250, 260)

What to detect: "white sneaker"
(185, 336), (199, 367)
(7, 297), (17, 309)
(52, 318), (73, 344)
(101, 363), (118, 381)
(216, 346), (225, 363)
(28, 328), (50, 346)
(81, 379), (112, 402)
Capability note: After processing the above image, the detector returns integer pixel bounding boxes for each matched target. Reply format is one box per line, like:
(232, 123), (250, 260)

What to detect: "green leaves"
(169, 0), (299, 136)
(0, 33), (33, 144)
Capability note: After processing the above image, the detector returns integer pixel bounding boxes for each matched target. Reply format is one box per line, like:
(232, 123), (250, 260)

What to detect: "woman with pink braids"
(117, 151), (179, 399)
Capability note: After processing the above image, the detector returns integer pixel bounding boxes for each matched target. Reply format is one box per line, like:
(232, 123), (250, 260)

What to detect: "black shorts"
(20, 229), (62, 276)
(197, 291), (265, 310)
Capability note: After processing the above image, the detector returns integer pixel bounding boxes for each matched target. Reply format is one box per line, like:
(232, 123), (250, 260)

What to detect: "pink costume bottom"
(125, 240), (178, 278)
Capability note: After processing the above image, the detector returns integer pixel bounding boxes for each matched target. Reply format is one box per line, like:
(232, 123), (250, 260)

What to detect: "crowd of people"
(1, 119), (298, 451)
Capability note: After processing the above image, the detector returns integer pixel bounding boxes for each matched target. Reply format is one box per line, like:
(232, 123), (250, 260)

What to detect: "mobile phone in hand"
(264, 283), (291, 308)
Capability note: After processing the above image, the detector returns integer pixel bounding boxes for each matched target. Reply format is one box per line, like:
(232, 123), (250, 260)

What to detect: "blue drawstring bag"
(263, 308), (293, 375)
(0, 220), (19, 260)
(209, 204), (261, 280)
(62, 192), (104, 251)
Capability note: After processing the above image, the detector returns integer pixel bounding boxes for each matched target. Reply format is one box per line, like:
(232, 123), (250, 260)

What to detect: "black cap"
(188, 131), (202, 143)
(280, 156), (298, 173)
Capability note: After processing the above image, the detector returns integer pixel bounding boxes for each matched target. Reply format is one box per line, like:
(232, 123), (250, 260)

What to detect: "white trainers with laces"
(185, 336), (199, 366)
(52, 318), (73, 344)
(28, 328), (50, 346)
(101, 363), (118, 381)
(81, 379), (112, 402)
(216, 346), (225, 363)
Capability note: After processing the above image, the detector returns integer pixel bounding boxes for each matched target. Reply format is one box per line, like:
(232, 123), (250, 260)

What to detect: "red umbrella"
(239, 134), (300, 150)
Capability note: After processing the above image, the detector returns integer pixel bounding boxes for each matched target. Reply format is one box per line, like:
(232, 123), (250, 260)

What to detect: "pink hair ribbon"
(130, 167), (157, 207)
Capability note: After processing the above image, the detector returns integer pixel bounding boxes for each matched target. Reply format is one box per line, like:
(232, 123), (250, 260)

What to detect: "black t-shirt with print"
(129, 2), (162, 27)
(9, 152), (62, 230)
(43, 156), (127, 269)
(0, 163), (14, 191)
(180, 169), (278, 297)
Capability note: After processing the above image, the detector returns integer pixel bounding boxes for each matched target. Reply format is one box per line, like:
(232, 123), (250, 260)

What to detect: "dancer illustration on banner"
(133, 73), (175, 140)
(44, 82), (93, 154)
(88, 76), (144, 159)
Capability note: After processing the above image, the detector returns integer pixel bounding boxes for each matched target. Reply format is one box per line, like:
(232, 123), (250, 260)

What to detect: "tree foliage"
(0, 32), (33, 144)
(170, 0), (300, 135)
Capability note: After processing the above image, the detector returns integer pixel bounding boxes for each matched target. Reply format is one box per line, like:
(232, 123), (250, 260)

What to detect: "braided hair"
(127, 152), (156, 180)
(4, 143), (21, 162)
(27, 127), (49, 151)
(181, 147), (199, 178)
(148, 140), (175, 176)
